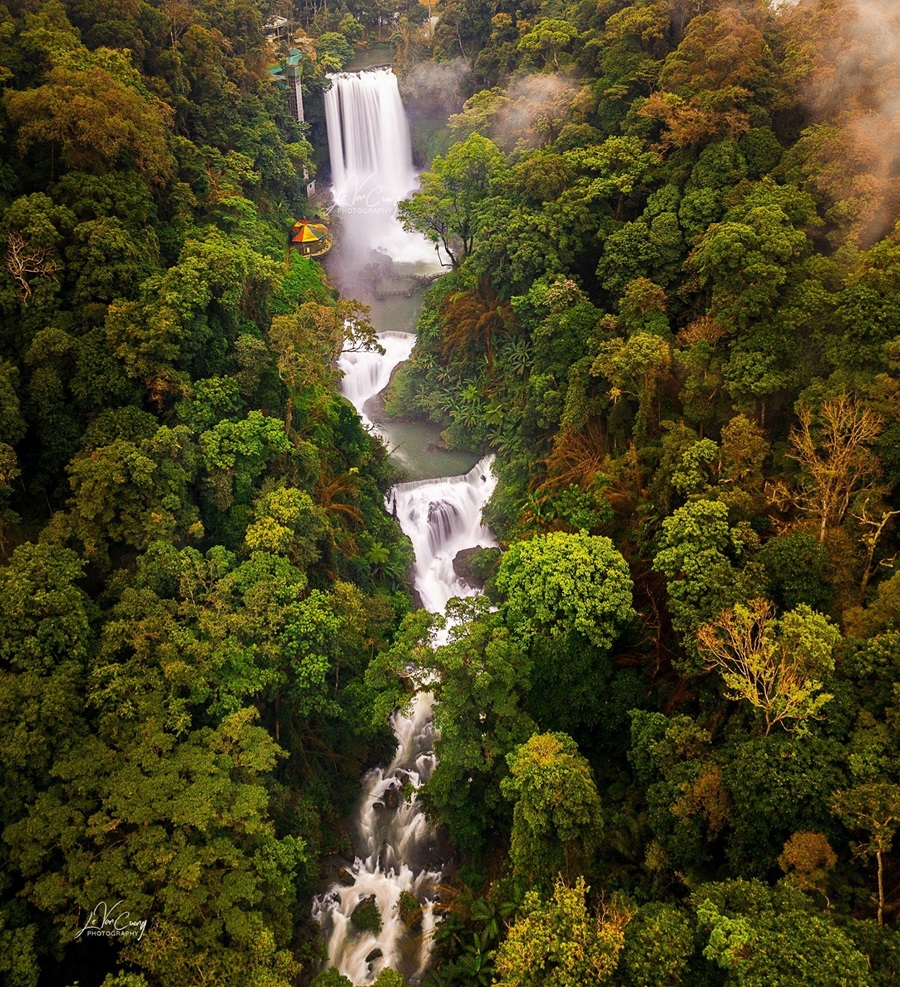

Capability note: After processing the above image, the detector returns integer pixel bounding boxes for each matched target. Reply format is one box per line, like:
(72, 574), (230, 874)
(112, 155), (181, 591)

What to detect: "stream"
(311, 68), (497, 985)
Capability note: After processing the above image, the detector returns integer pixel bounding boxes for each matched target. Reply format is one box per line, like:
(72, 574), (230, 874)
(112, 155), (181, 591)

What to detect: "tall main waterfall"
(325, 68), (418, 209)
(323, 69), (436, 265)
(315, 70), (496, 986)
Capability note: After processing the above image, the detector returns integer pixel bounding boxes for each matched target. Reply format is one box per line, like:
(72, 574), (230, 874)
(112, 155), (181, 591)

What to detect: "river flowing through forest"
(312, 68), (496, 985)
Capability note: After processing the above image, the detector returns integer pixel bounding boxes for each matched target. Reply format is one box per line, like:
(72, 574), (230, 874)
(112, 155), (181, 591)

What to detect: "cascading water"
(312, 691), (444, 983)
(324, 69), (436, 266)
(313, 459), (496, 985)
(388, 461), (498, 614)
(337, 330), (416, 431)
(315, 69), (496, 986)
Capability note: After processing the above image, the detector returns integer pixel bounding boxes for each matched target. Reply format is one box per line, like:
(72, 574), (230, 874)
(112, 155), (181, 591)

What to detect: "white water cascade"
(325, 68), (417, 209)
(337, 330), (417, 431)
(324, 69), (436, 265)
(315, 70), (497, 986)
(313, 456), (497, 985)
(388, 461), (498, 614)
(311, 691), (445, 983)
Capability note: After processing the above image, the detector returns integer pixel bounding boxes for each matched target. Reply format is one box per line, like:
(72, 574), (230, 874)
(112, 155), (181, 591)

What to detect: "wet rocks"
(351, 895), (383, 933)
(382, 785), (402, 810)
(452, 545), (502, 589)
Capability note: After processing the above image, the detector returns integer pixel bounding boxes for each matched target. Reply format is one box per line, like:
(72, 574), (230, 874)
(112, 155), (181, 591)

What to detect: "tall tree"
(502, 732), (604, 885)
(696, 599), (840, 736)
(398, 133), (507, 267)
(493, 877), (629, 987)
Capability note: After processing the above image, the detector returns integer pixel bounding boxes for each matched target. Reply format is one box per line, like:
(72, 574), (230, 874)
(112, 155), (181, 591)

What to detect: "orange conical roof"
(291, 220), (328, 243)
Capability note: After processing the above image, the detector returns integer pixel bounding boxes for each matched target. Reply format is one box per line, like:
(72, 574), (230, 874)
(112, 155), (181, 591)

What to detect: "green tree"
(494, 877), (629, 987)
(0, 544), (93, 828)
(269, 299), (380, 401)
(373, 970), (407, 987)
(502, 732), (604, 885)
(199, 411), (291, 513)
(5, 708), (303, 987)
(315, 32), (354, 71)
(833, 784), (900, 926)
(398, 133), (507, 267)
(495, 530), (634, 649)
(309, 968), (353, 987)
(723, 734), (846, 876)
(5, 50), (174, 184)
(630, 711), (732, 876)
(757, 533), (833, 612)
(618, 902), (694, 987)
(696, 600), (840, 736)
(244, 485), (328, 569)
(640, 6), (770, 149)
(370, 602), (535, 850)
(591, 332), (671, 442)
(686, 199), (810, 334)
(63, 426), (200, 561)
(652, 499), (762, 647)
(693, 880), (871, 987)
(0, 360), (26, 549)
(517, 19), (578, 70)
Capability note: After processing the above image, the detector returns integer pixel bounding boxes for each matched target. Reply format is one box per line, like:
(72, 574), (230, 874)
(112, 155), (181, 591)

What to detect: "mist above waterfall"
(400, 57), (468, 113)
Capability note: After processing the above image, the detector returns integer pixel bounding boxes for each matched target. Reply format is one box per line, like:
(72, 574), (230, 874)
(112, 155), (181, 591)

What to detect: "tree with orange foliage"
(441, 278), (513, 373)
(696, 599), (840, 736)
(640, 5), (770, 149)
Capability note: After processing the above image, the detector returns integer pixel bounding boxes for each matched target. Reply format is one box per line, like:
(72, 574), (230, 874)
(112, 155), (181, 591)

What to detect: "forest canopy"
(2, 0), (900, 986)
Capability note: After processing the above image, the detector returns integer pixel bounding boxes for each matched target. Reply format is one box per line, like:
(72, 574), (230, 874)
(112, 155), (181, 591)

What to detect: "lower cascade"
(317, 313), (496, 985)
(337, 330), (417, 432)
(311, 692), (442, 984)
(389, 461), (498, 614)
(313, 452), (497, 984)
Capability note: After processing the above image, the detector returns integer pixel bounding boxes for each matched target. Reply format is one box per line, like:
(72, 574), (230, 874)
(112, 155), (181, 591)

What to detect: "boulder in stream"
(382, 784), (402, 810)
(452, 546), (502, 589)
(351, 895), (383, 933)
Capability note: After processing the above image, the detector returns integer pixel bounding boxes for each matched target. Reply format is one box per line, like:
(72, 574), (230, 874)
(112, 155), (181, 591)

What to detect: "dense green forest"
(2, 0), (900, 985)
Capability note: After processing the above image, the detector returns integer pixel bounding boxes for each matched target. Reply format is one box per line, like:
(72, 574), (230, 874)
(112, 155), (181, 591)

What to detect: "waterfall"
(312, 691), (444, 984)
(316, 67), (493, 986)
(313, 461), (496, 985)
(323, 69), (436, 266)
(389, 459), (498, 614)
(325, 68), (418, 210)
(337, 330), (416, 430)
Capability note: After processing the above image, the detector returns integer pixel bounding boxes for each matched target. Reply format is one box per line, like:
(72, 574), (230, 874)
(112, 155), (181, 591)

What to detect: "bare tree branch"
(5, 231), (62, 305)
